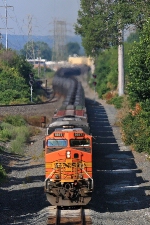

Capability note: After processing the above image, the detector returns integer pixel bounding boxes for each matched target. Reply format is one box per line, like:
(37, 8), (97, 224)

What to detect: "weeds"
(0, 114), (38, 155)
(0, 114), (43, 181)
(106, 94), (124, 109)
(24, 115), (44, 127)
(121, 108), (150, 154)
(104, 94), (150, 155)
(3, 115), (26, 126)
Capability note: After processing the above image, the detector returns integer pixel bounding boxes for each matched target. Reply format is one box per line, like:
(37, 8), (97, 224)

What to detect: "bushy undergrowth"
(0, 122), (30, 154)
(0, 115), (40, 154)
(0, 114), (42, 181)
(105, 93), (124, 109)
(121, 104), (150, 154)
(3, 115), (26, 126)
(24, 115), (48, 127)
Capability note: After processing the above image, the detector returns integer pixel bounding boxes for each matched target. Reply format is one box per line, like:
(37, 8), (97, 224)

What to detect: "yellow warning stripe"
(45, 161), (92, 169)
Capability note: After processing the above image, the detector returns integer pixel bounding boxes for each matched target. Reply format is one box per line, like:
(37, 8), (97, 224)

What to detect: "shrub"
(11, 136), (25, 154)
(0, 120), (30, 154)
(24, 115), (43, 127)
(0, 122), (14, 141)
(0, 128), (12, 141)
(103, 92), (114, 101)
(9, 126), (30, 154)
(127, 18), (150, 105)
(121, 109), (150, 154)
(15, 126), (30, 142)
(4, 115), (26, 126)
(107, 94), (124, 109)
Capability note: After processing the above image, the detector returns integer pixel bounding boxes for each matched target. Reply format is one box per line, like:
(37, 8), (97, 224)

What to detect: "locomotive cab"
(44, 128), (93, 206)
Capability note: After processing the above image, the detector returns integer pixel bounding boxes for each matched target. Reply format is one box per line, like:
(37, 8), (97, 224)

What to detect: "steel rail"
(80, 206), (85, 225)
(55, 207), (61, 225)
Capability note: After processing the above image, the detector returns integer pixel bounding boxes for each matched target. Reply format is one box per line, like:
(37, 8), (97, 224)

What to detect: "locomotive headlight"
(66, 151), (71, 158)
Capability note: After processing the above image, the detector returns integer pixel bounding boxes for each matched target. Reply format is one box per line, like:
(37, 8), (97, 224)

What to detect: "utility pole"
(26, 15), (35, 60)
(0, 0), (13, 50)
(118, 28), (124, 96)
(38, 49), (41, 77)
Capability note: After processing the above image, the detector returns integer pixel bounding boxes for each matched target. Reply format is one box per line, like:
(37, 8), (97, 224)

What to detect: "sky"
(0, 0), (81, 36)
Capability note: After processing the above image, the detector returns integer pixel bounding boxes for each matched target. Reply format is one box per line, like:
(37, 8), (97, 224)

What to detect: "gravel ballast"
(0, 82), (150, 224)
(87, 99), (150, 225)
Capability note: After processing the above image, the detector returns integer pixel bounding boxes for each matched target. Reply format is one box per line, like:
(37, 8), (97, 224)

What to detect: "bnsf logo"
(54, 162), (85, 169)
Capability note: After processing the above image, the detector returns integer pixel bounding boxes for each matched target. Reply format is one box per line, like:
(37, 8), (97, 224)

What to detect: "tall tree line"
(75, 0), (150, 58)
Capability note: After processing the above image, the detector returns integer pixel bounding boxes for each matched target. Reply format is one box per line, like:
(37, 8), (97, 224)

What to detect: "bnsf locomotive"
(43, 67), (93, 206)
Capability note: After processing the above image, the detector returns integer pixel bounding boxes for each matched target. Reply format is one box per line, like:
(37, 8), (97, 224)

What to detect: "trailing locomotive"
(43, 67), (93, 206)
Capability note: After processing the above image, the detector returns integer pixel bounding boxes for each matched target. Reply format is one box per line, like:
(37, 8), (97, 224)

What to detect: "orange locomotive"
(43, 68), (93, 206)
(44, 123), (93, 206)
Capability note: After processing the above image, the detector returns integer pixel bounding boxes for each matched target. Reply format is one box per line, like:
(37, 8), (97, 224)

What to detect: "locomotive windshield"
(70, 139), (90, 147)
(47, 139), (67, 147)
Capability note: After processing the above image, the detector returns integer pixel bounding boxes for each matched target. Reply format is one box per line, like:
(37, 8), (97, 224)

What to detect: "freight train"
(43, 67), (93, 206)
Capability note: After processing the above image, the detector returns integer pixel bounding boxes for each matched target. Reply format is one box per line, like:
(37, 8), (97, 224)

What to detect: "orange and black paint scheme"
(43, 67), (93, 206)
(43, 124), (93, 206)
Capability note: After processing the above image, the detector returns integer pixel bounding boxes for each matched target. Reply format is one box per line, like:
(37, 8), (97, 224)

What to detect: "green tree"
(0, 69), (30, 104)
(94, 46), (118, 97)
(66, 42), (81, 56)
(126, 32), (139, 44)
(75, 0), (150, 58)
(0, 49), (33, 104)
(0, 49), (33, 82)
(93, 41), (131, 98)
(75, 0), (114, 57)
(20, 41), (52, 60)
(127, 18), (150, 106)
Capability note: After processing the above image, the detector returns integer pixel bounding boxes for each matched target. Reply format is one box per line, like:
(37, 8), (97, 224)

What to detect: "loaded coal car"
(43, 67), (93, 206)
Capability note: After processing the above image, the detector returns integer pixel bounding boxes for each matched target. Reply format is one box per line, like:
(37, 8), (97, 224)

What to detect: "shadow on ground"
(0, 149), (49, 225)
(86, 98), (150, 212)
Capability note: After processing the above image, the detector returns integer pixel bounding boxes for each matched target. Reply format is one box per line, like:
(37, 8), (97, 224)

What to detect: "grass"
(0, 115), (41, 155)
(0, 114), (43, 182)
(3, 115), (26, 126)
(0, 123), (30, 154)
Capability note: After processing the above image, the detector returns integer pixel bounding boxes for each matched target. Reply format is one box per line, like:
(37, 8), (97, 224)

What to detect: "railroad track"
(47, 206), (92, 225)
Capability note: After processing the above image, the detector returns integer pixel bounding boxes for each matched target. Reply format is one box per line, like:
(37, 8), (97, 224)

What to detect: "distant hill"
(1, 34), (82, 51)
